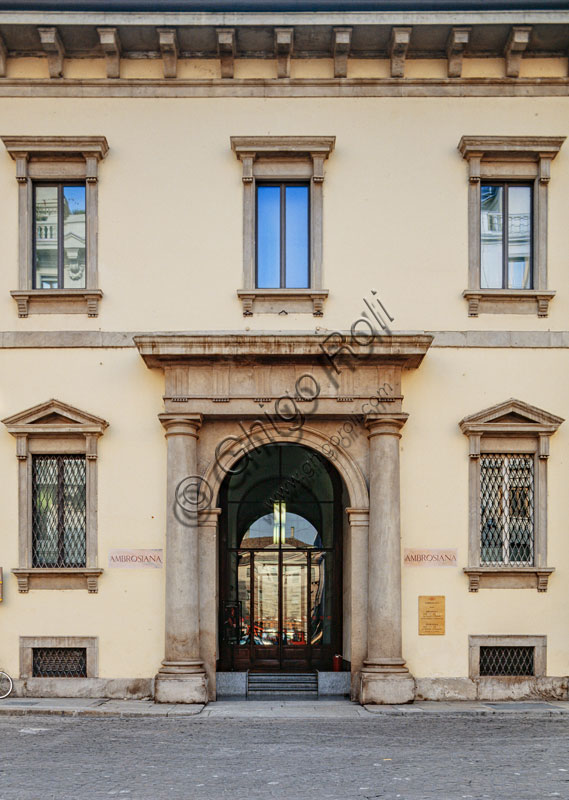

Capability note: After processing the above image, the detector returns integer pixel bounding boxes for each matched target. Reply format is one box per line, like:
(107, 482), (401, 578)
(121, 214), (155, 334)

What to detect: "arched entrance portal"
(218, 443), (343, 673)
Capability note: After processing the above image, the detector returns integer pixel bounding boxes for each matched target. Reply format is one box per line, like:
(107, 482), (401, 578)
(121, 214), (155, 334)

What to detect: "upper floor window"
(459, 135), (564, 318)
(1, 135), (108, 318)
(257, 183), (309, 289)
(231, 136), (334, 316)
(33, 183), (86, 290)
(480, 183), (532, 290)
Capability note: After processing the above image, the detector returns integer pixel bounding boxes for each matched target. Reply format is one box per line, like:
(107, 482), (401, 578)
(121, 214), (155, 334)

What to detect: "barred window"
(32, 647), (87, 678)
(479, 646), (535, 677)
(480, 454), (534, 566)
(32, 455), (86, 568)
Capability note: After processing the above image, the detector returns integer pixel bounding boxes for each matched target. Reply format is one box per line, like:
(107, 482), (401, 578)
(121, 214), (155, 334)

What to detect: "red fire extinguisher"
(332, 654), (342, 672)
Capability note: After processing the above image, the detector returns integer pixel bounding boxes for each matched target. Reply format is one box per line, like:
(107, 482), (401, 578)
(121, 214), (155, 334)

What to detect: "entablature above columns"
(134, 332), (433, 418)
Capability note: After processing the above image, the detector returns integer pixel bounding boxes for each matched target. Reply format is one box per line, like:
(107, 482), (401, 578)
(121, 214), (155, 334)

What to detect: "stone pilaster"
(198, 507), (222, 701)
(346, 507), (369, 700)
(155, 413), (208, 704)
(360, 414), (415, 705)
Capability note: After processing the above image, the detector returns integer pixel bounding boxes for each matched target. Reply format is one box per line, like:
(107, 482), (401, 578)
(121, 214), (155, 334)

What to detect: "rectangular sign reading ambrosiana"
(108, 549), (163, 569)
(404, 548), (457, 567)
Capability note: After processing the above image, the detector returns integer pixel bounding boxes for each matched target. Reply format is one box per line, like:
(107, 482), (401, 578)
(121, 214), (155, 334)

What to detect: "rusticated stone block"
(415, 677), (477, 701)
(360, 674), (415, 705)
(154, 674), (208, 704)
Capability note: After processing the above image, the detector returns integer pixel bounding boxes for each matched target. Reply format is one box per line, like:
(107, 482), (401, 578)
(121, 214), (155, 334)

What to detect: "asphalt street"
(1, 710), (568, 800)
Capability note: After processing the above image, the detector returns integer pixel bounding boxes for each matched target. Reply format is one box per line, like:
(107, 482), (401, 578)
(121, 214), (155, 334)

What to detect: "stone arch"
(202, 424), (369, 512)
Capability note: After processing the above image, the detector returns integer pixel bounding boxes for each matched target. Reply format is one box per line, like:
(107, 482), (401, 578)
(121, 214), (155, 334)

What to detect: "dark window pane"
(257, 185), (280, 288)
(282, 551), (307, 645)
(237, 553), (251, 645)
(507, 185), (531, 289)
(32, 647), (87, 678)
(479, 646), (534, 676)
(285, 185), (309, 288)
(480, 184), (503, 289)
(63, 185), (86, 289)
(34, 185), (59, 289)
(311, 551), (333, 645)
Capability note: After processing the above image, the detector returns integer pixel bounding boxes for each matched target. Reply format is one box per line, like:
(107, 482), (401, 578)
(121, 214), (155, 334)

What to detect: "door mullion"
(307, 551), (312, 670)
(250, 551), (255, 667)
(278, 548), (283, 670)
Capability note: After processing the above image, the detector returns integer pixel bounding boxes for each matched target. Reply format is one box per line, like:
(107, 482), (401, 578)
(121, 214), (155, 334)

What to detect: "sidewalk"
(0, 697), (568, 718)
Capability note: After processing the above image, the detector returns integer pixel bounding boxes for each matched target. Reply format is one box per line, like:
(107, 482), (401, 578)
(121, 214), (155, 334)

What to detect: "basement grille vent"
(479, 645), (535, 676)
(32, 647), (87, 678)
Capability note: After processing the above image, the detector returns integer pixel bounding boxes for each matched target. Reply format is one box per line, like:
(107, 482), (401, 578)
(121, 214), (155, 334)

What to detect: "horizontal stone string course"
(0, 79), (567, 99)
(1, 331), (569, 349)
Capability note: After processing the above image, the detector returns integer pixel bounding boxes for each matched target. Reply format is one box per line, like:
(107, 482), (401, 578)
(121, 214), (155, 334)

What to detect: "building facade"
(0, 0), (568, 704)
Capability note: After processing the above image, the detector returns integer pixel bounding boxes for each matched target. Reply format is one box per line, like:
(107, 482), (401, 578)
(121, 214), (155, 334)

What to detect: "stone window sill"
(463, 289), (555, 318)
(12, 568), (103, 593)
(11, 289), (103, 318)
(464, 566), (554, 592)
(237, 289), (329, 317)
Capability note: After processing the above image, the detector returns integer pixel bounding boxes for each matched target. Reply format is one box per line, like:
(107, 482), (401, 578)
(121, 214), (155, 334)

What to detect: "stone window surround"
(231, 135), (335, 317)
(20, 636), (98, 679)
(1, 135), (109, 318)
(458, 135), (565, 318)
(468, 635), (546, 678)
(2, 399), (109, 593)
(459, 398), (563, 593)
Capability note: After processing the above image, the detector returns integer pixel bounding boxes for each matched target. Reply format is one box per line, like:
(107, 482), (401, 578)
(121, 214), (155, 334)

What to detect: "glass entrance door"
(219, 443), (342, 672)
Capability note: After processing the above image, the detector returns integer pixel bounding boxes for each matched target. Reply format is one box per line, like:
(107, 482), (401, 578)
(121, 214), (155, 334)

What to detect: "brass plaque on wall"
(418, 595), (445, 635)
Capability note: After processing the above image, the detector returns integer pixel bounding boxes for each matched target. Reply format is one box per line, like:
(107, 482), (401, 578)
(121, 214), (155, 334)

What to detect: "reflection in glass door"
(219, 443), (342, 672)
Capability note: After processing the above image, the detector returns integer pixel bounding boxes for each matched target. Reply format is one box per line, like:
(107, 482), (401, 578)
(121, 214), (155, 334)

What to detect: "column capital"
(198, 507), (222, 527)
(159, 413), (202, 437)
(346, 507), (369, 527)
(365, 413), (408, 438)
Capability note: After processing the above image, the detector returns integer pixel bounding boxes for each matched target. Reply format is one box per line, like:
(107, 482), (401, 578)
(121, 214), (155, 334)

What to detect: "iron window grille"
(32, 455), (87, 568)
(479, 646), (535, 677)
(480, 454), (534, 566)
(32, 647), (87, 678)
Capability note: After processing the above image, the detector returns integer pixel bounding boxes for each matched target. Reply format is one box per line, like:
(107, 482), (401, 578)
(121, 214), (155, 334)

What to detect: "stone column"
(155, 413), (208, 704)
(360, 414), (414, 705)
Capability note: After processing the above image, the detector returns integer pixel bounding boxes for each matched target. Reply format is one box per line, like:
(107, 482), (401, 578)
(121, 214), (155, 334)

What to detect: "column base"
(359, 661), (415, 705)
(154, 664), (208, 704)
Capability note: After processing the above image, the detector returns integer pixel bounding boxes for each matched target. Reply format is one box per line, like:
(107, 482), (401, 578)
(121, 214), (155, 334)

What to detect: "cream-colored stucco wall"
(1, 93), (569, 333)
(0, 76), (568, 684)
(1, 346), (568, 679)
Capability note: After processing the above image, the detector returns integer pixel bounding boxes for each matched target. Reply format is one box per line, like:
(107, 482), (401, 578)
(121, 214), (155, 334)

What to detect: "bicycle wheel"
(0, 671), (13, 699)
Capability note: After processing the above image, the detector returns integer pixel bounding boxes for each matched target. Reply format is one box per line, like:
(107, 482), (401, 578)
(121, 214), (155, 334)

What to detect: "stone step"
(248, 672), (318, 696)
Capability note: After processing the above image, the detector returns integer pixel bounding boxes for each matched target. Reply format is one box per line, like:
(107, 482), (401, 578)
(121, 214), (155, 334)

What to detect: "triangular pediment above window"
(2, 399), (108, 436)
(459, 398), (564, 436)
